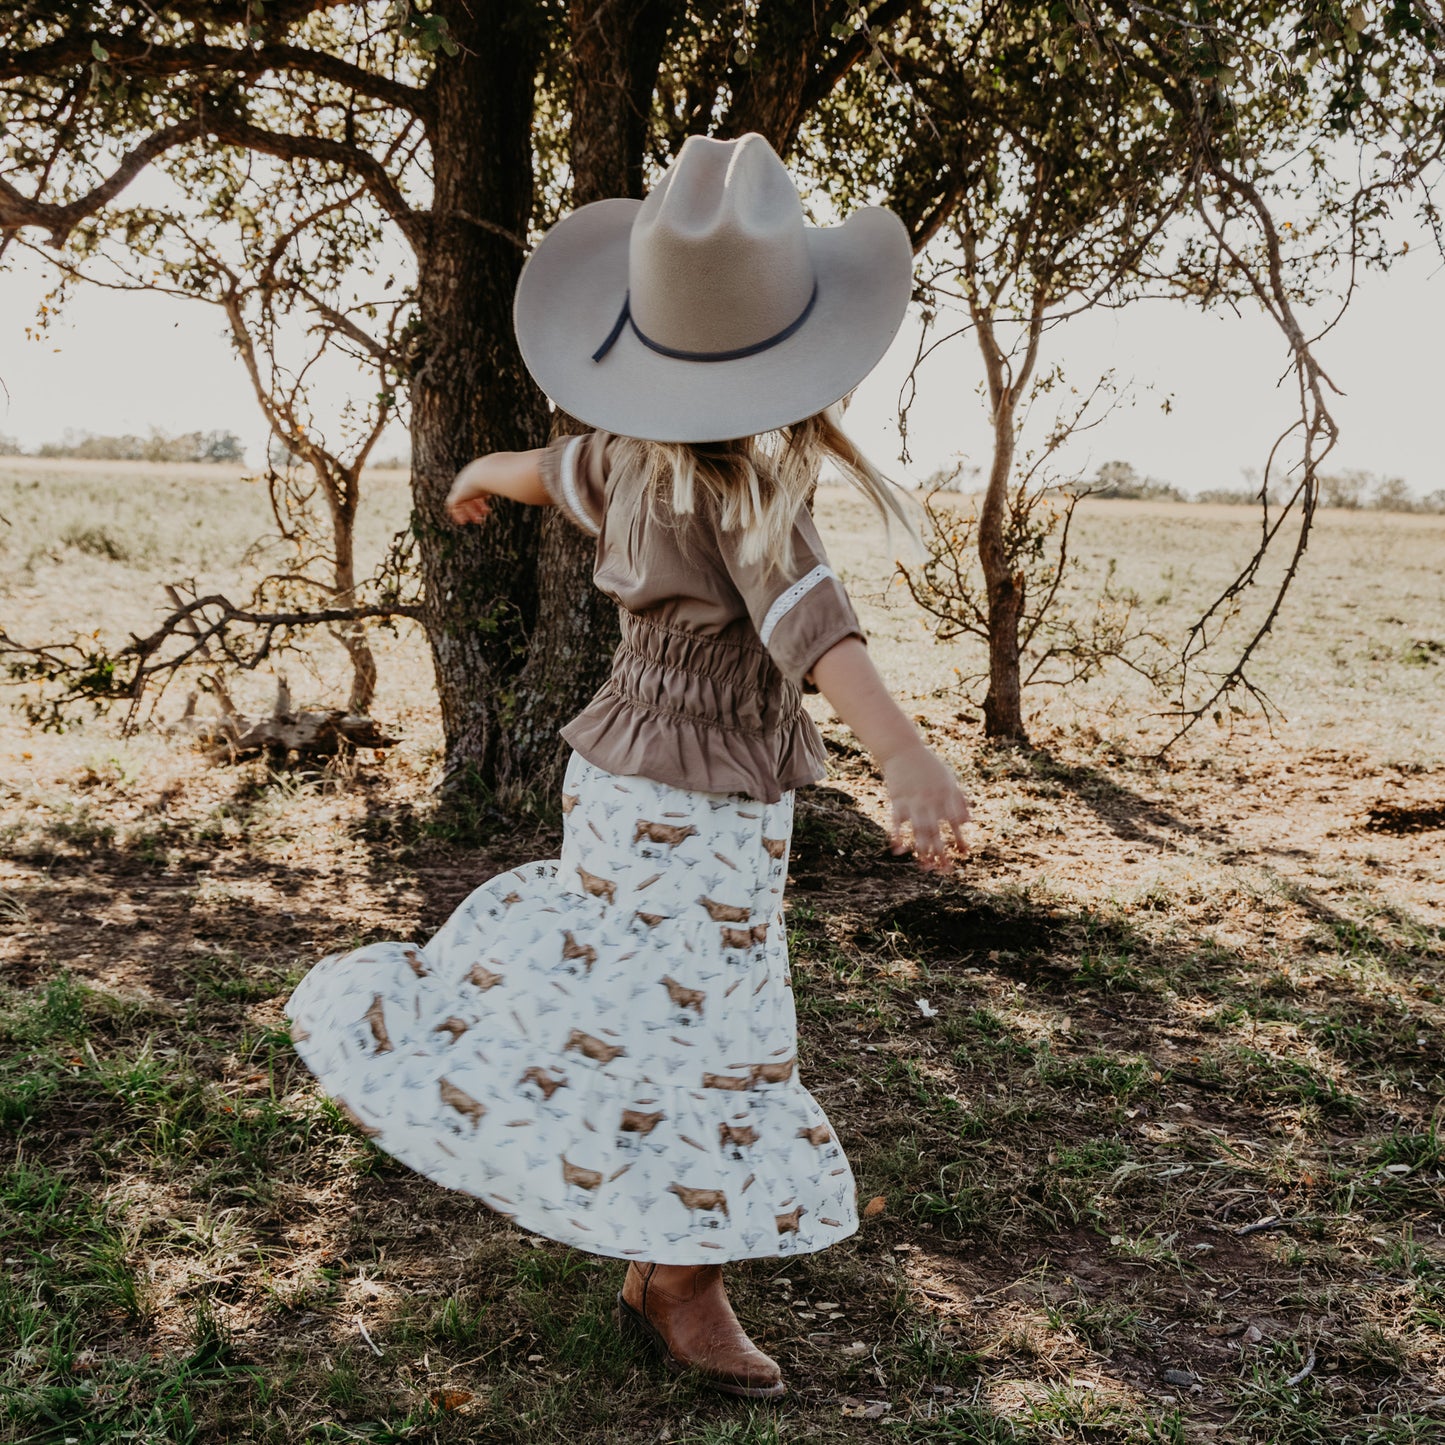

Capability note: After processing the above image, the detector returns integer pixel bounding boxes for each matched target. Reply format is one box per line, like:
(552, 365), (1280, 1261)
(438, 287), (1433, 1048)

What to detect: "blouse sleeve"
(536, 430), (614, 536)
(718, 503), (867, 689)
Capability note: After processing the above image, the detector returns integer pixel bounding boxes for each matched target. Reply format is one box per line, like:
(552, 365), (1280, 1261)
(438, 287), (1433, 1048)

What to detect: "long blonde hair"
(610, 405), (922, 574)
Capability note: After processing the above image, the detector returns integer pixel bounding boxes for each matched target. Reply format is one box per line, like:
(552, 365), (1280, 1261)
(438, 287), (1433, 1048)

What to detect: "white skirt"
(284, 751), (859, 1263)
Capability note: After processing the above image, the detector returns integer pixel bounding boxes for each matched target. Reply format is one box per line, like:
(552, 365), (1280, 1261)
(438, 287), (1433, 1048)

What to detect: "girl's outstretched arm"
(446, 449), (552, 524)
(807, 636), (972, 873)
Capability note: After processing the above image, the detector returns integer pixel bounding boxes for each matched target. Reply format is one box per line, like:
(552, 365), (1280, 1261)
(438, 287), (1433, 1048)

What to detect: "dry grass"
(1, 461), (1442, 1443)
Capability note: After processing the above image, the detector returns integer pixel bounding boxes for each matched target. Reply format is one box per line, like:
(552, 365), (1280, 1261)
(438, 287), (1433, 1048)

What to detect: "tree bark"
(410, 2), (552, 792)
(321, 470), (377, 715)
(967, 254), (1047, 744)
(495, 0), (676, 799)
(978, 396), (1026, 741)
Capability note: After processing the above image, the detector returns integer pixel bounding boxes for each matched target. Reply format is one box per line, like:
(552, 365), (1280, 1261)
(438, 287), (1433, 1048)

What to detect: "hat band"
(591, 280), (819, 365)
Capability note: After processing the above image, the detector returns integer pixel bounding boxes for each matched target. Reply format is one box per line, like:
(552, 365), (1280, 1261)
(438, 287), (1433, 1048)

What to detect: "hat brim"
(513, 197), (913, 444)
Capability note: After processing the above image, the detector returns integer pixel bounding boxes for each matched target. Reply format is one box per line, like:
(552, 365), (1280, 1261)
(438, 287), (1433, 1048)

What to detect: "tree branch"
(0, 35), (432, 119)
(0, 117), (206, 244)
(799, 0), (920, 114)
(202, 112), (431, 254)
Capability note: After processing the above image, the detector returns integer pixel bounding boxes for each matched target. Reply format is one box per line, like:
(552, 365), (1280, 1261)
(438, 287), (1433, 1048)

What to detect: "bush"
(1318, 468), (1370, 508)
(0, 434), (23, 457)
(1315, 470), (1445, 514)
(58, 522), (134, 562)
(33, 428), (245, 464)
(1195, 471), (1444, 512)
(1088, 460), (1186, 502)
(1195, 486), (1271, 505)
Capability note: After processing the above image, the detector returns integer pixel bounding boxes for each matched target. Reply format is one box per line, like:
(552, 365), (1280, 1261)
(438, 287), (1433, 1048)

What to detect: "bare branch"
(201, 112), (431, 253)
(0, 118), (205, 244)
(1, 595), (421, 732)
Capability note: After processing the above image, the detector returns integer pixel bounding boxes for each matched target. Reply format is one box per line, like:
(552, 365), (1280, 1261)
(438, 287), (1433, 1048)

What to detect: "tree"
(819, 0), (1443, 743)
(0, 0), (927, 797)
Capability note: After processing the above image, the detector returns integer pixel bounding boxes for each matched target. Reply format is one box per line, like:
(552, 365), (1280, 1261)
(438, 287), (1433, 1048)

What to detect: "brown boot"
(618, 1262), (785, 1399)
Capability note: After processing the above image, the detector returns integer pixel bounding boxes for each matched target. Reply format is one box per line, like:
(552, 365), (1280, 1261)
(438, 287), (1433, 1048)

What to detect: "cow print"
(285, 751), (858, 1263)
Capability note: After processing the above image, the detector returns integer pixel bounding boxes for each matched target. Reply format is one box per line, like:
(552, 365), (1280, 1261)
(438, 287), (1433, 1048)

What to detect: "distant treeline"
(927, 458), (1444, 513)
(0, 428), (245, 464)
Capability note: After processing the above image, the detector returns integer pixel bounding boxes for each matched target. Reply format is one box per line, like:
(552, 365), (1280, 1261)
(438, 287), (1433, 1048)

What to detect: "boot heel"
(616, 1290), (671, 1358)
(615, 1292), (646, 1336)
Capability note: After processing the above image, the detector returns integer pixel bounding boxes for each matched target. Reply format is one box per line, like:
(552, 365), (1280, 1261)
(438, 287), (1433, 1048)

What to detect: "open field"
(1, 459), (1443, 1443)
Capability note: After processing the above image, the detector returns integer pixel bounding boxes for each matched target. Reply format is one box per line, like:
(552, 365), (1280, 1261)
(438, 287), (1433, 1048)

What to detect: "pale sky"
(2, 215), (1442, 497)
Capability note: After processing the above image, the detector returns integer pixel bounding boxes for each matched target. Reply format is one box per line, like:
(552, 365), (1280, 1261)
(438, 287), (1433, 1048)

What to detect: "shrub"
(34, 428), (245, 464)
(1315, 469), (1444, 513)
(1195, 485), (1272, 505)
(58, 522), (133, 562)
(1088, 460), (1186, 502)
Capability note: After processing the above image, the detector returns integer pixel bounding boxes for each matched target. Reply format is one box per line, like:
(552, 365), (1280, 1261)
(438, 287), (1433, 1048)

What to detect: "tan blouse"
(536, 430), (866, 804)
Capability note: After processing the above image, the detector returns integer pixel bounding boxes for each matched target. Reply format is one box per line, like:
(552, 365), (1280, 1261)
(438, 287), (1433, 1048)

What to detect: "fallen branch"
(1, 591), (423, 734)
(182, 712), (397, 755)
(1284, 1352), (1317, 1387)
(1233, 1213), (1319, 1237)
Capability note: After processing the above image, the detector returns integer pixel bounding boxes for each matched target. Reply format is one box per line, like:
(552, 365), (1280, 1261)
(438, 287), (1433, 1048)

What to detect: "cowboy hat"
(512, 132), (913, 444)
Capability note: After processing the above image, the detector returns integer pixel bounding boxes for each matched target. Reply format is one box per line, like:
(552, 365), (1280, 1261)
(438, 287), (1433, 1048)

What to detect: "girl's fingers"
(913, 820), (947, 872)
(452, 498), (490, 526)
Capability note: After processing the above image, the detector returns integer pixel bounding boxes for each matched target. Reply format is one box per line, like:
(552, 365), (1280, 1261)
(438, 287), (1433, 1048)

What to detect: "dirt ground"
(1, 461), (1442, 1443)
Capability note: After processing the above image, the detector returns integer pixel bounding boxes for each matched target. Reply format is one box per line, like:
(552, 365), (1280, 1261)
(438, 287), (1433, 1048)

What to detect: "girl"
(285, 133), (971, 1401)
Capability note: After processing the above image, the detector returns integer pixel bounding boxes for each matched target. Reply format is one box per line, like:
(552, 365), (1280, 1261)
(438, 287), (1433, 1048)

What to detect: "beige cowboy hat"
(513, 132), (913, 444)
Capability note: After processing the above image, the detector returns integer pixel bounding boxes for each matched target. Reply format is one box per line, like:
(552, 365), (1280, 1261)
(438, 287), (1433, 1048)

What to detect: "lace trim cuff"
(558, 435), (599, 536)
(758, 564), (834, 648)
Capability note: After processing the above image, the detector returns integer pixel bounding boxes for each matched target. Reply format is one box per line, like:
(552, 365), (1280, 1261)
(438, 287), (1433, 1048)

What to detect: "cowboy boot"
(618, 1262), (785, 1399)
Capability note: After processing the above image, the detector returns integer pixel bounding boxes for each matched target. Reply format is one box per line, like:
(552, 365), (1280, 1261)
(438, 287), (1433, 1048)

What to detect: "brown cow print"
(669, 1182), (729, 1226)
(467, 962), (504, 992)
(286, 750), (856, 1265)
(698, 895), (750, 922)
(576, 866), (617, 904)
(560, 931), (598, 975)
(633, 820), (699, 847)
(660, 974), (705, 1019)
(719, 1121), (760, 1159)
(519, 1066), (568, 1101)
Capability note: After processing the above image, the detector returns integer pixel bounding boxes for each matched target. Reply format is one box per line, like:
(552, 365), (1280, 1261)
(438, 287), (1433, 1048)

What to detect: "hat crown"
(628, 134), (815, 355)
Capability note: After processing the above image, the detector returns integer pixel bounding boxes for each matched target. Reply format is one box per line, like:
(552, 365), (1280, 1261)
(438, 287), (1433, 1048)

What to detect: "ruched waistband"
(606, 612), (802, 736)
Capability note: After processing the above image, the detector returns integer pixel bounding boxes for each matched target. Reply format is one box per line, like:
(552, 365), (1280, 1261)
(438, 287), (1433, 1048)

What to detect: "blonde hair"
(610, 405), (922, 574)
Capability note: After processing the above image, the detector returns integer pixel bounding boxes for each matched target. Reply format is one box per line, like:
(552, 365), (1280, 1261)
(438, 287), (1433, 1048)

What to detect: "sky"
(2, 212), (1442, 497)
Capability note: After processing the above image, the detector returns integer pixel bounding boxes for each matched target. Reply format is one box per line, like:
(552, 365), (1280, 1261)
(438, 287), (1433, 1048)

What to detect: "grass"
(0, 466), (1443, 1439)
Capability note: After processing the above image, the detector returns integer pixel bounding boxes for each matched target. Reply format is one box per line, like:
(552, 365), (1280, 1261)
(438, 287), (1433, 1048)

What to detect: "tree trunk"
(720, 5), (831, 152)
(978, 393), (1027, 742)
(493, 0), (676, 799)
(411, 2), (552, 791)
(322, 474), (378, 716)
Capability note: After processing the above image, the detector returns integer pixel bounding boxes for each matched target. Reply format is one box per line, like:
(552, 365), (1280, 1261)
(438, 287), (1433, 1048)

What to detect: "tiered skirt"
(284, 751), (858, 1263)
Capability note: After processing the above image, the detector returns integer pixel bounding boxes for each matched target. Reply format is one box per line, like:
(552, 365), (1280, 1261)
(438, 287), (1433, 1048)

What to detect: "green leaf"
(90, 38), (108, 61)
(831, 21), (852, 40)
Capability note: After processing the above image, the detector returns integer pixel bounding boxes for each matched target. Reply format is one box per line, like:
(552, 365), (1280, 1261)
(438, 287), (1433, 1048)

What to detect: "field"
(1, 457), (1443, 1444)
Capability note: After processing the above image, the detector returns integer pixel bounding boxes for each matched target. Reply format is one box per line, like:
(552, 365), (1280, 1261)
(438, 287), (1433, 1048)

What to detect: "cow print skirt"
(284, 750), (858, 1263)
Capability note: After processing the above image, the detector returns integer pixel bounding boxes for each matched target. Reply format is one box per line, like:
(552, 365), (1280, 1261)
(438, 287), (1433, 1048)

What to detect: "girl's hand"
(446, 450), (552, 524)
(881, 743), (972, 873)
(446, 467), (493, 526)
